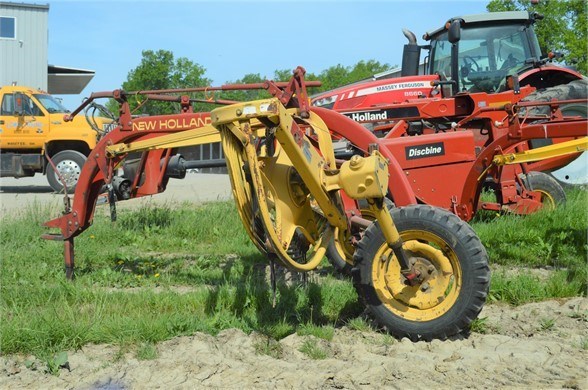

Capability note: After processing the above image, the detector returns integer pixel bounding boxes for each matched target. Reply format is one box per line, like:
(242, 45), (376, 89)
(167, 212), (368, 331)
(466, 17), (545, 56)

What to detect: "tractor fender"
(310, 107), (417, 206)
(519, 65), (584, 90)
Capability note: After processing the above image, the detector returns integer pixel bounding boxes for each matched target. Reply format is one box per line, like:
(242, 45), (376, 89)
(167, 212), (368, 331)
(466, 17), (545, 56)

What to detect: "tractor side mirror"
(448, 20), (461, 44)
(14, 92), (24, 116)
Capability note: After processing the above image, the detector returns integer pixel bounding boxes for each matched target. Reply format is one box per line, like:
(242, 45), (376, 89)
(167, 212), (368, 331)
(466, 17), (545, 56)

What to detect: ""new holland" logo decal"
(346, 110), (388, 122)
(343, 107), (421, 123)
(405, 142), (445, 160)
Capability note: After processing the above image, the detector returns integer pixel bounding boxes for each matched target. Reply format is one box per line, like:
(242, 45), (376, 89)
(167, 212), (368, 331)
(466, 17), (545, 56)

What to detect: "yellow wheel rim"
(536, 189), (556, 210)
(332, 204), (384, 266)
(333, 227), (355, 266)
(371, 230), (462, 322)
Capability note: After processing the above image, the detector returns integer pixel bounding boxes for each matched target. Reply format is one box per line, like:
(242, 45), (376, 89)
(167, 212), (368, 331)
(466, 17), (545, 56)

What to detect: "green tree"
(273, 69), (300, 82)
(219, 73), (271, 103)
(266, 61), (392, 95)
(487, 0), (587, 75)
(108, 56), (394, 116)
(218, 62), (393, 103)
(314, 60), (392, 92)
(107, 49), (212, 115)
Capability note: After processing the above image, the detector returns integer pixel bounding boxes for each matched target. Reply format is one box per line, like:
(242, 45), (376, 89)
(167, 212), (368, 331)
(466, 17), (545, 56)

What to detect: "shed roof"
(48, 65), (94, 94)
(0, 1), (49, 10)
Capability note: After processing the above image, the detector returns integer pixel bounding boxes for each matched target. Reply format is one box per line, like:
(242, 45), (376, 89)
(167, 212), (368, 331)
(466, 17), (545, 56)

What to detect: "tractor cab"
(403, 11), (549, 95)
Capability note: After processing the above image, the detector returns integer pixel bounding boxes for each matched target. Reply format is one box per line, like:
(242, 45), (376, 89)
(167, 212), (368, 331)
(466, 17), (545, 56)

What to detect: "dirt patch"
(2, 297), (587, 389)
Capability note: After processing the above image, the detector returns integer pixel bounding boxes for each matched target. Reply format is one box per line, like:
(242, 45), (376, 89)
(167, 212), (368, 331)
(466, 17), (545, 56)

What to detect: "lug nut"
(420, 282), (430, 292)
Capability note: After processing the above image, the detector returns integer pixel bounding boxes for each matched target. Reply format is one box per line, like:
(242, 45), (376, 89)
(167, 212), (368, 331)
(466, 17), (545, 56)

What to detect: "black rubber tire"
(522, 79), (587, 187)
(326, 232), (354, 276)
(46, 150), (87, 193)
(521, 171), (566, 209)
(326, 198), (394, 276)
(522, 78), (588, 117)
(352, 205), (490, 341)
(522, 78), (588, 115)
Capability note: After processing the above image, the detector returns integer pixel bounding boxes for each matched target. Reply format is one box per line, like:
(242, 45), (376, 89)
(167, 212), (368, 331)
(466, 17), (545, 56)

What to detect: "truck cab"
(0, 85), (111, 192)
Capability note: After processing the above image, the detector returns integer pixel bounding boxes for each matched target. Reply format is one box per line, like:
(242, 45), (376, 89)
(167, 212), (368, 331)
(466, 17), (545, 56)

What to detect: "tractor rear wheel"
(522, 78), (588, 117)
(521, 171), (566, 210)
(523, 78), (588, 187)
(353, 205), (490, 341)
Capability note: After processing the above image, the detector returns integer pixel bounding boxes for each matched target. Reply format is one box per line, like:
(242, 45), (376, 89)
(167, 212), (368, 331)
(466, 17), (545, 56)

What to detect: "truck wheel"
(521, 171), (566, 210)
(353, 205), (490, 341)
(47, 150), (87, 193)
(326, 198), (394, 276)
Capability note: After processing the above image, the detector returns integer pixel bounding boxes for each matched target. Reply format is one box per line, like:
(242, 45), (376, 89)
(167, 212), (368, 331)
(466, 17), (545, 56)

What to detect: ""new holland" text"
(349, 111), (388, 122)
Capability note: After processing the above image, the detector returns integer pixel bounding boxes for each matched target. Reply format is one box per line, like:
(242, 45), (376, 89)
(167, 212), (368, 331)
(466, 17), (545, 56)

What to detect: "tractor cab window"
(459, 24), (531, 92)
(430, 32), (453, 81)
(430, 23), (534, 93)
(34, 93), (69, 114)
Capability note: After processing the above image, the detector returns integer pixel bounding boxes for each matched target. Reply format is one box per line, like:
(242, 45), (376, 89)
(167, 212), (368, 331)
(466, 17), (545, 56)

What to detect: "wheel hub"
(405, 256), (437, 286)
(381, 240), (456, 311)
(55, 159), (82, 187)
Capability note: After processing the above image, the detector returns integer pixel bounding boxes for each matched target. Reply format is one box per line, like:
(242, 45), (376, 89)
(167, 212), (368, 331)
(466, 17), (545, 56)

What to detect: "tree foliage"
(219, 73), (276, 103)
(487, 0), (587, 75)
(218, 61), (392, 101)
(106, 49), (213, 115)
(108, 53), (393, 117)
(107, 49), (394, 116)
(312, 60), (392, 92)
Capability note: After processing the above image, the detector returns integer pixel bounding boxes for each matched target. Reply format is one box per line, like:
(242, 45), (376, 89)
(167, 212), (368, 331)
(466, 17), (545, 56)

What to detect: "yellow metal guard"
(493, 137), (588, 166)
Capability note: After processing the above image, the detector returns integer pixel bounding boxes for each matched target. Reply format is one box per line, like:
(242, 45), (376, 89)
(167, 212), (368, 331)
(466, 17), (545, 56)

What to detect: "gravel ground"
(1, 298), (586, 389)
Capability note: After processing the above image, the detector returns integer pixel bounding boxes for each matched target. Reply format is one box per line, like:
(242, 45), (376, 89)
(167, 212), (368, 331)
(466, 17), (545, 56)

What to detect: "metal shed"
(0, 1), (93, 93)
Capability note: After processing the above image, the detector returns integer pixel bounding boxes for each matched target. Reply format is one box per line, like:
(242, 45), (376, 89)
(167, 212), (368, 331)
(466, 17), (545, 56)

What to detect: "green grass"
(0, 188), (586, 369)
(296, 323), (335, 341)
(469, 317), (489, 334)
(539, 317), (556, 331)
(345, 317), (372, 332)
(471, 188), (588, 302)
(299, 339), (328, 360)
(0, 200), (361, 370)
(254, 336), (283, 358)
(136, 342), (158, 360)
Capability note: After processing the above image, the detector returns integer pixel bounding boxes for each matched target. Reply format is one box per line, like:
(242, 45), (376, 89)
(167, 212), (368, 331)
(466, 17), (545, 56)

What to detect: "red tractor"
(310, 10), (587, 221)
(313, 11), (586, 116)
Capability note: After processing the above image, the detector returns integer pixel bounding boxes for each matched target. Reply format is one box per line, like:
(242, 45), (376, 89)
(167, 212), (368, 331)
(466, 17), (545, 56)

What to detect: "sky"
(46, 0), (491, 110)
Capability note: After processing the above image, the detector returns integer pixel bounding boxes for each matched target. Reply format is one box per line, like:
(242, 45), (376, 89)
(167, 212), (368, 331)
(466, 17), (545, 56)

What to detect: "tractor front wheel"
(353, 205), (490, 341)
